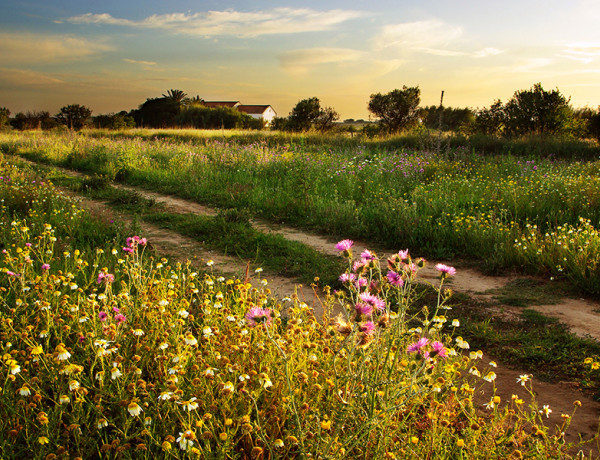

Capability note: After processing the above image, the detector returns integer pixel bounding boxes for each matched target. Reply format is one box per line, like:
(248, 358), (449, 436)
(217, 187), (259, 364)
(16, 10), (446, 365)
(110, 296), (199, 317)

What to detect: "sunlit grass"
(0, 157), (592, 458)
(2, 130), (600, 294)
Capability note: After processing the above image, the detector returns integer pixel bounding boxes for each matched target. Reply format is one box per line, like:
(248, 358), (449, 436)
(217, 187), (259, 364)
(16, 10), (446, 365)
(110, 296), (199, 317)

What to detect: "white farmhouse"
(201, 101), (277, 126)
(236, 105), (277, 125)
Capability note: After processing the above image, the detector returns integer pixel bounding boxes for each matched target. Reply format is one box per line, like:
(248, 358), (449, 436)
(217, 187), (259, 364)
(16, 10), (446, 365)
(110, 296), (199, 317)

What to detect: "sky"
(1, 0), (599, 119)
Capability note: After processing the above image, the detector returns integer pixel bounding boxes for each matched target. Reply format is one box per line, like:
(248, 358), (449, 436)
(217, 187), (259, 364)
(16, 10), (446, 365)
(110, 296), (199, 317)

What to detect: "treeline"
(1, 83), (600, 142)
(362, 83), (600, 142)
(0, 89), (264, 132)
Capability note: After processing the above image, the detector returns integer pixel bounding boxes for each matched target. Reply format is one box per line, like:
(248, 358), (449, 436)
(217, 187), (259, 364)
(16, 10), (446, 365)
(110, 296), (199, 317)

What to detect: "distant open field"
(3, 129), (600, 294)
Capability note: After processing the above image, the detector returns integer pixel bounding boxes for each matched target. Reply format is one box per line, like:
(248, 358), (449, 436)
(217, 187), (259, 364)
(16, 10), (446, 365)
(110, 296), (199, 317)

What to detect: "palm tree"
(162, 89), (188, 104)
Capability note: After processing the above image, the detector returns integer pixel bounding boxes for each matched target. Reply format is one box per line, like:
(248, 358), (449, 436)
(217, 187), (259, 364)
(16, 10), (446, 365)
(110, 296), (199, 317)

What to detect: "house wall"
(245, 107), (277, 125)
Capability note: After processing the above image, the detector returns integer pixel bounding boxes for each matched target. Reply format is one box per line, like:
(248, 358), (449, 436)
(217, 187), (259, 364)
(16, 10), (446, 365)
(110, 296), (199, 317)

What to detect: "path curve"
(115, 182), (600, 341)
(20, 159), (600, 454)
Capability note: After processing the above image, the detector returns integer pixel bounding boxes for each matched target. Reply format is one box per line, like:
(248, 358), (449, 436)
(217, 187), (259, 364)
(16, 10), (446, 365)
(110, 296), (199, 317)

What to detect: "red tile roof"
(237, 105), (273, 115)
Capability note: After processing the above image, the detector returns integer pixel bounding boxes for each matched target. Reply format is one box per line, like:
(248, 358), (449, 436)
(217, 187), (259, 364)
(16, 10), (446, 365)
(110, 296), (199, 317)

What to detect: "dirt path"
(115, 182), (600, 341)
(23, 160), (600, 455)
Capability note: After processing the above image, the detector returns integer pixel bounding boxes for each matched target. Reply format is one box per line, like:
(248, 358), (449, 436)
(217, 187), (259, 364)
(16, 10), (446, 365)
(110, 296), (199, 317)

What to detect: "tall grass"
(0, 158), (587, 457)
(2, 131), (600, 293)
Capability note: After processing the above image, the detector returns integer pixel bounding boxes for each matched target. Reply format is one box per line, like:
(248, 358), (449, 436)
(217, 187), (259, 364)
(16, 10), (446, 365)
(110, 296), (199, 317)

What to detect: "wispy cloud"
(0, 67), (65, 88)
(559, 42), (600, 64)
(473, 48), (503, 58)
(0, 32), (112, 64)
(279, 47), (365, 74)
(374, 20), (463, 52)
(68, 8), (366, 38)
(123, 58), (157, 67)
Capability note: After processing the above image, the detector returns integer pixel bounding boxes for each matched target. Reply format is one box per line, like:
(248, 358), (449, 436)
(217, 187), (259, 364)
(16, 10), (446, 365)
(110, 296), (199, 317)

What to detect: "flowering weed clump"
(0, 158), (590, 458)
(4, 131), (600, 293)
(0, 164), (583, 458)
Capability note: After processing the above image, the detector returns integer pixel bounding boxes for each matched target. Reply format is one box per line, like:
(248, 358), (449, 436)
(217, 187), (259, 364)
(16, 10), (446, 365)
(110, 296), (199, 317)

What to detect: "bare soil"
(34, 164), (600, 455)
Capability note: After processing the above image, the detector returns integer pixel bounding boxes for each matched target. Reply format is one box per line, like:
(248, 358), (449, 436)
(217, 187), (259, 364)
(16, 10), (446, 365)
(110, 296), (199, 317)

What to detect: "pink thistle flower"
(25, 243), (32, 247)
(428, 341), (448, 359)
(114, 314), (127, 324)
(245, 307), (273, 327)
(435, 264), (456, 277)
(386, 271), (404, 287)
(97, 273), (115, 284)
(335, 239), (354, 252)
(355, 302), (374, 316)
(359, 321), (376, 335)
(122, 247), (134, 253)
(360, 250), (376, 261)
(359, 292), (385, 312)
(339, 273), (356, 283)
(354, 277), (368, 289)
(403, 263), (418, 275)
(352, 260), (366, 273)
(41, 264), (50, 271)
(397, 249), (410, 261)
(98, 311), (108, 322)
(407, 337), (429, 353)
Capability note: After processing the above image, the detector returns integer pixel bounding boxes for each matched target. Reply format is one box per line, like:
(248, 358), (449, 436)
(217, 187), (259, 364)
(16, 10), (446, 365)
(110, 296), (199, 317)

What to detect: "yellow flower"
(321, 420), (332, 431)
(162, 441), (172, 451)
(219, 432), (228, 441)
(457, 439), (465, 448)
(38, 436), (49, 445)
(31, 345), (43, 355)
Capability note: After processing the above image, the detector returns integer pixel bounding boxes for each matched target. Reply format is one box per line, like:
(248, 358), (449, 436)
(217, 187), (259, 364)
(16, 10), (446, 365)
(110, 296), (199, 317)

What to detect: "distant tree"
(162, 89), (188, 104)
(0, 107), (10, 129)
(314, 106), (340, 132)
(590, 108), (600, 143)
(368, 86), (421, 133)
(469, 100), (507, 136)
(56, 104), (92, 131)
(269, 116), (291, 131)
(276, 97), (339, 132)
(503, 83), (572, 136)
(94, 111), (136, 130)
(420, 105), (474, 132)
(11, 111), (56, 131)
(288, 97), (322, 132)
(188, 95), (205, 105)
(177, 105), (262, 130)
(134, 97), (180, 128)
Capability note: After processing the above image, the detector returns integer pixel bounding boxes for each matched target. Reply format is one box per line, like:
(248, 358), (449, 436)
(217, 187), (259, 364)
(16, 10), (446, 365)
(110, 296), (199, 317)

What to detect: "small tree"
(11, 111), (56, 130)
(56, 104), (92, 131)
(368, 86), (421, 133)
(288, 97), (322, 132)
(0, 107), (10, 129)
(314, 106), (340, 132)
(162, 89), (189, 111)
(469, 100), (506, 136)
(134, 98), (179, 128)
(504, 83), (572, 136)
(590, 108), (600, 143)
(94, 112), (136, 130)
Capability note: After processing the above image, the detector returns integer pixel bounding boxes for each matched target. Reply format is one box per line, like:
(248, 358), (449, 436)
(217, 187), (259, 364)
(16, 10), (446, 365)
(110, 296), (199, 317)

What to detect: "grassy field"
(2, 130), (600, 294)
(1, 153), (595, 458)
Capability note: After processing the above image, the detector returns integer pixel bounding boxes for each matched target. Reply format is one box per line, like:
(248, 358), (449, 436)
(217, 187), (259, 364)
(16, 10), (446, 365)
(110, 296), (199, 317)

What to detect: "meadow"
(2, 130), (600, 294)
(1, 151), (594, 459)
